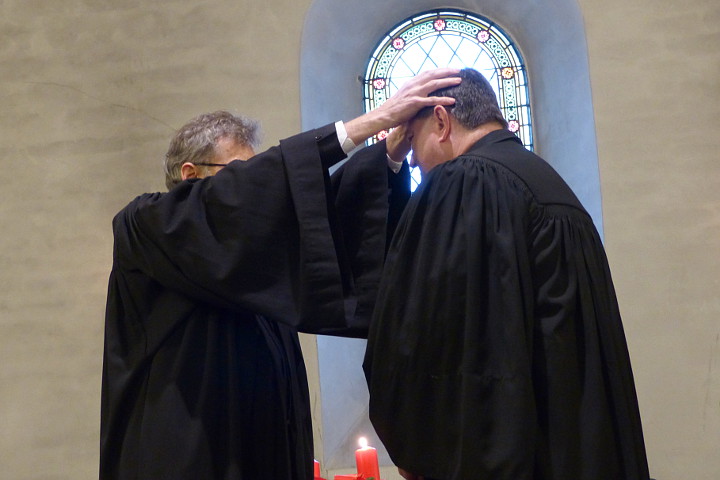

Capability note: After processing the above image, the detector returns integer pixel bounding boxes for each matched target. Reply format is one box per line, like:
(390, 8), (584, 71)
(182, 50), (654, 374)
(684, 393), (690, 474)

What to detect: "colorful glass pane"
(364, 10), (533, 191)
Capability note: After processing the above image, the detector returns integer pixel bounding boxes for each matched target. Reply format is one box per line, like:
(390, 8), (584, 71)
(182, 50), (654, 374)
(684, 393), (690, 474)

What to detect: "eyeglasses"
(193, 162), (230, 168)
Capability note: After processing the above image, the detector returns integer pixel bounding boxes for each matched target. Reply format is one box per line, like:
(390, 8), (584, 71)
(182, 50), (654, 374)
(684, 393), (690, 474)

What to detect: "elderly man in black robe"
(100, 69), (461, 480)
(363, 68), (651, 480)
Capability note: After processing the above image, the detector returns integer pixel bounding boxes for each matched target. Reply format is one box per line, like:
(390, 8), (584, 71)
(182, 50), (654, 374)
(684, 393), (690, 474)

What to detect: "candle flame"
(358, 436), (368, 449)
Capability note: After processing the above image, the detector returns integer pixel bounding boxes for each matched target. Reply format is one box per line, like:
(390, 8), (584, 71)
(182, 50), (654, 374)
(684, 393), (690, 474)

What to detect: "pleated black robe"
(364, 129), (650, 480)
(100, 125), (408, 480)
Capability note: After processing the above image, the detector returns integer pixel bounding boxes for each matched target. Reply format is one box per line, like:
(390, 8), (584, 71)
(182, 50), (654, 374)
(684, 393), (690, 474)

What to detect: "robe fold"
(101, 125), (408, 480)
(364, 129), (649, 480)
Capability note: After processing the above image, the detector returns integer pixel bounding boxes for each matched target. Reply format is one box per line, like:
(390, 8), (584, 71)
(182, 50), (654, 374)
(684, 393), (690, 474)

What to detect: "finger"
(416, 96), (456, 108)
(396, 68), (461, 93)
(390, 123), (408, 136)
(387, 127), (411, 161)
(416, 75), (462, 94)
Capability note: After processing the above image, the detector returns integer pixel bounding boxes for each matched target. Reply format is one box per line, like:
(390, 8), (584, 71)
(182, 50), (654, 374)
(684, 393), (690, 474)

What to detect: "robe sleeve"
(112, 125), (405, 335)
(330, 140), (411, 333)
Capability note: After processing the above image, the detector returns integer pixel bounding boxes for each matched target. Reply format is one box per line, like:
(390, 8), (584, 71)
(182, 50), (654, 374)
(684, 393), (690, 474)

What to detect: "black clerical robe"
(364, 129), (650, 480)
(101, 125), (408, 480)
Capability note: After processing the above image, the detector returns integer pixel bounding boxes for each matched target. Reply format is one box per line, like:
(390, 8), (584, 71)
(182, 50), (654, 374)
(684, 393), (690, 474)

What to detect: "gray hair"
(418, 68), (508, 130)
(163, 110), (261, 190)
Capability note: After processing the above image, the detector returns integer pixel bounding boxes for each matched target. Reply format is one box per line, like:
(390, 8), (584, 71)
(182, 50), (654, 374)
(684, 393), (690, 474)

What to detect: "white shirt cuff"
(336, 121), (403, 173)
(387, 155), (404, 174)
(335, 121), (357, 154)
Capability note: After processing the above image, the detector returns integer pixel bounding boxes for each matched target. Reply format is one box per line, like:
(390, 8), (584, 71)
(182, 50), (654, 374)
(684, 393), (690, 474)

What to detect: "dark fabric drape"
(364, 130), (649, 480)
(101, 126), (408, 480)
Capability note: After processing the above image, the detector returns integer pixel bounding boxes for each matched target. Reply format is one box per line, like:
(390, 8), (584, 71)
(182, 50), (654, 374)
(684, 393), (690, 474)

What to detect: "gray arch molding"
(301, 0), (600, 470)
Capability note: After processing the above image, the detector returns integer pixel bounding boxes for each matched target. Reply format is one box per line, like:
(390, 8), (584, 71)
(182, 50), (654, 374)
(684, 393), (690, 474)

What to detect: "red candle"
(355, 437), (380, 480)
(314, 460), (321, 477)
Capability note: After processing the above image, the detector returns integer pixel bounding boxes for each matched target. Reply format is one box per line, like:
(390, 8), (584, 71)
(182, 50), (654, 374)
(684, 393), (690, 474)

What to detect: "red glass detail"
(478, 30), (490, 43)
(501, 67), (515, 79)
(434, 19), (446, 31)
(392, 37), (405, 50)
(508, 120), (520, 132)
(377, 130), (389, 141)
(373, 78), (386, 90)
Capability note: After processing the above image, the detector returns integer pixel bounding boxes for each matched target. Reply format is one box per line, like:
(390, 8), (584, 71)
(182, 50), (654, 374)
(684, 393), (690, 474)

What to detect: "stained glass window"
(364, 10), (533, 190)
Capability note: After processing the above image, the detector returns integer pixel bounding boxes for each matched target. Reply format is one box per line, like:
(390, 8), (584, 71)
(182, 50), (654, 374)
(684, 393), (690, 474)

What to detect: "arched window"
(363, 10), (532, 189)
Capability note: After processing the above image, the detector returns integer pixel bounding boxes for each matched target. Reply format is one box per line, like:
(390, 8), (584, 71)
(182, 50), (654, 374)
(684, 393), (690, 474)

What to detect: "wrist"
(344, 109), (390, 146)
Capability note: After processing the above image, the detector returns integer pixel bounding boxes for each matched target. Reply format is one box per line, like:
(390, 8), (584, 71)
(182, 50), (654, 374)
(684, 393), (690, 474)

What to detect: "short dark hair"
(163, 111), (261, 190)
(419, 68), (508, 130)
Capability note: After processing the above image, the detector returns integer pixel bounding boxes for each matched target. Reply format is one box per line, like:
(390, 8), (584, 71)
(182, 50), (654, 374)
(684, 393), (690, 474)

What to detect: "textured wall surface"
(582, 0), (720, 476)
(0, 1), (310, 478)
(0, 0), (718, 479)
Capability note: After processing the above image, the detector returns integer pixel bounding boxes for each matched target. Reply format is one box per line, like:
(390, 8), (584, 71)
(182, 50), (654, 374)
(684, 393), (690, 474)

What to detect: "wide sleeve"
(112, 125), (407, 336)
(329, 140), (411, 334)
(112, 124), (352, 331)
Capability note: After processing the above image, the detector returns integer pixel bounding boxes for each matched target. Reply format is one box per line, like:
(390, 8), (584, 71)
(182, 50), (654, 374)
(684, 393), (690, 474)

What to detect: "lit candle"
(355, 437), (380, 480)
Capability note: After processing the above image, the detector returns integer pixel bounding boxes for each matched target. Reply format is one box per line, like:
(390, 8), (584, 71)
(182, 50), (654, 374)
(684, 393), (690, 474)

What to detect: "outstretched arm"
(344, 68), (461, 146)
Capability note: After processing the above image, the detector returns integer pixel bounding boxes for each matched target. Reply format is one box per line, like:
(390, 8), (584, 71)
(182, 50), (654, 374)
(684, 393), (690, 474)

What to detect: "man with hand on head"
(364, 68), (650, 480)
(100, 69), (461, 480)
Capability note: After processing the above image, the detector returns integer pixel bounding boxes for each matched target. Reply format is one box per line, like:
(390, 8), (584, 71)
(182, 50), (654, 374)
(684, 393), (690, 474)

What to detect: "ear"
(181, 162), (199, 181)
(433, 105), (453, 142)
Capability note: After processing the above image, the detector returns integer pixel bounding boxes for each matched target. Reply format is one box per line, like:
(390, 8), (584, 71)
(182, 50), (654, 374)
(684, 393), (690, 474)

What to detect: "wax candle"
(314, 460), (321, 477)
(355, 437), (380, 480)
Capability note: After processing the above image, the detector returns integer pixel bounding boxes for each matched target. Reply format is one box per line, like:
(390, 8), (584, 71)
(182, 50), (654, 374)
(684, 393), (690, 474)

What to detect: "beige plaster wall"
(581, 0), (720, 477)
(0, 1), (311, 478)
(0, 1), (717, 479)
